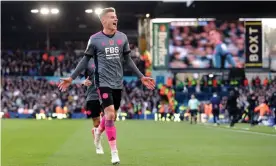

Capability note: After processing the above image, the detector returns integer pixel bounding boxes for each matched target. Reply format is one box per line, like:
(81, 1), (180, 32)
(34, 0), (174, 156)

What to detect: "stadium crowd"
(0, 40), (154, 120)
(1, 39), (275, 126)
(2, 74), (275, 123)
(174, 75), (276, 126)
(1, 44), (144, 77)
(1, 77), (86, 116)
(1, 77), (161, 119)
(169, 21), (245, 68)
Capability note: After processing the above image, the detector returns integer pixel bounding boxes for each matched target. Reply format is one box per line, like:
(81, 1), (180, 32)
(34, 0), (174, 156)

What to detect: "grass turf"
(2, 120), (276, 166)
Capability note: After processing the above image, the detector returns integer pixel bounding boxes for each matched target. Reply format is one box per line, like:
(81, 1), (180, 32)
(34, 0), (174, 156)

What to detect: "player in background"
(80, 59), (104, 155)
(209, 29), (236, 69)
(210, 92), (221, 126)
(58, 7), (155, 165)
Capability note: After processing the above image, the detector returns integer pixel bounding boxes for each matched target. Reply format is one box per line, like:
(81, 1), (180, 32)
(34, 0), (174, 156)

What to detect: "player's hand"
(141, 76), (155, 90)
(58, 77), (73, 92)
(83, 76), (92, 87)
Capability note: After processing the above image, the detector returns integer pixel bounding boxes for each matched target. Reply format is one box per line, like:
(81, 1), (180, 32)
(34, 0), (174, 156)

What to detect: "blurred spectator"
(269, 91), (276, 127)
(188, 94), (200, 124)
(1, 77), (86, 116)
(121, 80), (161, 118)
(210, 92), (221, 125)
(1, 77), (161, 118)
(247, 92), (258, 125)
(254, 101), (271, 124)
(169, 21), (245, 69)
(227, 90), (239, 127)
(1, 43), (144, 77)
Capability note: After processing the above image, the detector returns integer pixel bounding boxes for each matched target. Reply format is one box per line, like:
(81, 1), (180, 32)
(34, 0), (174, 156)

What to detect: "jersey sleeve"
(220, 43), (229, 55)
(70, 37), (96, 79)
(70, 56), (91, 80)
(123, 34), (131, 55)
(122, 33), (144, 79)
(84, 37), (95, 57)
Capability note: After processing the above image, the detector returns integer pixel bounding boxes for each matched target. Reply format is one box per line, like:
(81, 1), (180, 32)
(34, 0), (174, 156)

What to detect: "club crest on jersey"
(109, 40), (114, 46)
(102, 93), (109, 99)
(117, 39), (122, 45)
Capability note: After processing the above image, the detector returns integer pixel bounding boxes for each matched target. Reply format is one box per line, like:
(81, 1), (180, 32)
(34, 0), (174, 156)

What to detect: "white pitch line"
(199, 123), (276, 137)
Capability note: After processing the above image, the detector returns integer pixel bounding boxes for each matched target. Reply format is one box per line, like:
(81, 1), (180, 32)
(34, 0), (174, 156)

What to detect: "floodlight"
(209, 74), (214, 78)
(95, 8), (103, 15)
(31, 9), (39, 13)
(85, 9), (93, 13)
(51, 8), (59, 14)
(40, 8), (49, 15)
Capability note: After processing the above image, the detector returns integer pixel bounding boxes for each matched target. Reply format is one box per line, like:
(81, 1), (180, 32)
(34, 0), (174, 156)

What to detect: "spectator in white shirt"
(188, 94), (200, 124)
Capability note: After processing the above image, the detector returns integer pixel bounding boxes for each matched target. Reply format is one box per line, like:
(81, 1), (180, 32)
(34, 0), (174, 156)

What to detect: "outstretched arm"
(124, 53), (155, 90)
(58, 55), (92, 91)
(124, 53), (144, 79)
(71, 37), (95, 80)
(122, 35), (144, 79)
(70, 55), (91, 80)
(123, 34), (155, 90)
(58, 37), (95, 91)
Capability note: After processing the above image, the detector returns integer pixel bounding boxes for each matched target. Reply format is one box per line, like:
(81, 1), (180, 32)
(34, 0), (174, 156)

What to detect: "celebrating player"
(80, 59), (104, 155)
(58, 7), (155, 165)
(209, 29), (236, 69)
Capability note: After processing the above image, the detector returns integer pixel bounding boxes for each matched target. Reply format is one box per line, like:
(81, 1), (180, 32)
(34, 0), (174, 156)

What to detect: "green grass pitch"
(2, 120), (276, 166)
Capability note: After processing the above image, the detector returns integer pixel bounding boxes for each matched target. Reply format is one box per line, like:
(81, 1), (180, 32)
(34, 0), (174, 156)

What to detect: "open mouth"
(113, 22), (117, 26)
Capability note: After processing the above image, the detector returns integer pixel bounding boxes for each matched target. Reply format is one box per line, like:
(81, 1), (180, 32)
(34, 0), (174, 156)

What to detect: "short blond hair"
(99, 7), (116, 19)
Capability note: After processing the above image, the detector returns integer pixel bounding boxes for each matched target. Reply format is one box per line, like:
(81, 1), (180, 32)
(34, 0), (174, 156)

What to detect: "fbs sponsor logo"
(105, 47), (120, 59)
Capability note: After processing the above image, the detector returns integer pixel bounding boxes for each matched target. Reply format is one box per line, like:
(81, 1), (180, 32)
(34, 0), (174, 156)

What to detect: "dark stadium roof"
(2, 1), (276, 48)
(2, 1), (276, 32)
